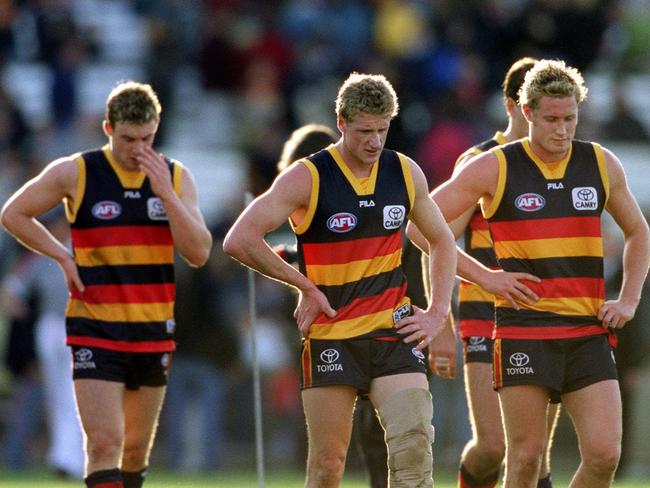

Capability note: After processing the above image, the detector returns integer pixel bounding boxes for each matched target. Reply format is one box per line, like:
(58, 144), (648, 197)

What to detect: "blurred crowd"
(0, 0), (648, 480)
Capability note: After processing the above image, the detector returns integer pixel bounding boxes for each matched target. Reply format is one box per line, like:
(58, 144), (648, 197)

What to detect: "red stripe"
(67, 336), (175, 352)
(313, 283), (407, 325)
(71, 226), (173, 247)
(527, 277), (604, 299)
(71, 284), (176, 304)
(459, 319), (494, 339)
(302, 232), (402, 265)
(494, 324), (608, 340)
(469, 212), (489, 231)
(490, 216), (601, 241)
(302, 342), (311, 387)
(92, 482), (123, 488)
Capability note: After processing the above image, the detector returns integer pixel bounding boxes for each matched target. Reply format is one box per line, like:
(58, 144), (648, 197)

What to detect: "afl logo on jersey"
(92, 201), (122, 220)
(515, 193), (545, 212)
(327, 212), (357, 233)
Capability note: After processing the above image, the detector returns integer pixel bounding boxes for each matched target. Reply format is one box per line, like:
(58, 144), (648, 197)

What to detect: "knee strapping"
(377, 388), (434, 486)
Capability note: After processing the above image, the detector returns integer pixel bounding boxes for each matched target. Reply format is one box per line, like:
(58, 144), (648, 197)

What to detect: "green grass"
(0, 468), (647, 487)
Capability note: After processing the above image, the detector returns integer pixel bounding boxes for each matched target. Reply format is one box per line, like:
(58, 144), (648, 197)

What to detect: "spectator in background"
(598, 88), (649, 142)
(161, 222), (242, 472)
(1, 206), (84, 479)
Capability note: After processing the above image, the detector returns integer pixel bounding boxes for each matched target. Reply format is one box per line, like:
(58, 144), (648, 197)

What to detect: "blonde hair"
(518, 59), (588, 110)
(335, 72), (399, 123)
(105, 81), (161, 127)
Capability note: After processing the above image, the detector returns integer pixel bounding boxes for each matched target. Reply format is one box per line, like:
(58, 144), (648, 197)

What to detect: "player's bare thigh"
(465, 362), (503, 441)
(122, 385), (167, 469)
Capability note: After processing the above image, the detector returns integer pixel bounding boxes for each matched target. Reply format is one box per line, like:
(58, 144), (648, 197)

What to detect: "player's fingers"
(516, 272), (541, 283)
(515, 283), (539, 302)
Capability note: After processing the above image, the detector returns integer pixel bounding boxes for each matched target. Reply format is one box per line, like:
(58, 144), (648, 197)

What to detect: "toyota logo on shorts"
(469, 337), (486, 345)
(509, 352), (530, 367)
(75, 348), (93, 362)
(320, 349), (340, 364)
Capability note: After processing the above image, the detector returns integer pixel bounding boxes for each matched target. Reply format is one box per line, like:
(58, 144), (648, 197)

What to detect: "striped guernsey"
(294, 145), (415, 340)
(456, 132), (506, 339)
(484, 138), (609, 340)
(64, 146), (182, 352)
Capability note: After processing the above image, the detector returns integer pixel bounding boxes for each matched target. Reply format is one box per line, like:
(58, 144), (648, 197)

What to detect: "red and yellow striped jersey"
(64, 146), (183, 352)
(294, 146), (415, 340)
(484, 138), (609, 340)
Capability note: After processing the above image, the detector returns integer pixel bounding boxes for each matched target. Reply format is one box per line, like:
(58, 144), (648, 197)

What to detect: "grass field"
(0, 468), (647, 487)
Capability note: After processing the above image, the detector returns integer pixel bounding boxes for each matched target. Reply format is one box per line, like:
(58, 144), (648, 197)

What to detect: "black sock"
(537, 474), (553, 488)
(122, 467), (148, 488)
(85, 468), (123, 488)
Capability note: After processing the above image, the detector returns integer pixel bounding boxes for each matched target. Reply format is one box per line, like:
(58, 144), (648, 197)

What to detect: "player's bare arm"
(395, 159), (456, 350)
(134, 147), (212, 267)
(0, 157), (84, 292)
(598, 148), (650, 329)
(223, 162), (336, 336)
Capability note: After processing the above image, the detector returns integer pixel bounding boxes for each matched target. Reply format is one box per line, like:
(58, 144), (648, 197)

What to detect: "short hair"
(335, 72), (399, 123)
(277, 124), (337, 172)
(105, 81), (161, 127)
(518, 59), (588, 110)
(502, 57), (538, 103)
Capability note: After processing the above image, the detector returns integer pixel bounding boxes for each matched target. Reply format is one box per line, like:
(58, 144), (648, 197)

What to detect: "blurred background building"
(0, 0), (648, 482)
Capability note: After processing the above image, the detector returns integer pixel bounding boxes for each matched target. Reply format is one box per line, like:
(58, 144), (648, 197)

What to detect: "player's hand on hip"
(598, 299), (636, 329)
(294, 286), (336, 338)
(428, 318), (458, 379)
(59, 255), (85, 293)
(480, 270), (540, 310)
(395, 305), (446, 351)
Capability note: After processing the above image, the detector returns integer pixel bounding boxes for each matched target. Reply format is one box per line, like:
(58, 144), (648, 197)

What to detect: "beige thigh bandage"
(377, 388), (434, 487)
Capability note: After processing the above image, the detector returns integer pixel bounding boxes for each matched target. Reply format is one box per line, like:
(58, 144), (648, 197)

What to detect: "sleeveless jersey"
(456, 132), (505, 339)
(484, 138), (609, 340)
(294, 146), (415, 340)
(65, 146), (183, 352)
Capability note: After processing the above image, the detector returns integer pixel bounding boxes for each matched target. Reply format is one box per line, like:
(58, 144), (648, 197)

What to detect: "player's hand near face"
(395, 305), (447, 351)
(135, 147), (175, 200)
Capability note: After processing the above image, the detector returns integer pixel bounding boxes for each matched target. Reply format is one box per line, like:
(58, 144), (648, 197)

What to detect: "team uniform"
(294, 145), (427, 393)
(484, 138), (618, 398)
(456, 132), (506, 363)
(64, 146), (183, 388)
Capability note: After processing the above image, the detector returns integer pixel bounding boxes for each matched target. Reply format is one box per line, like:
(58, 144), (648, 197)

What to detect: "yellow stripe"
(397, 152), (415, 213)
(306, 249), (402, 286)
(66, 299), (173, 322)
(522, 138), (572, 180)
(496, 296), (602, 317)
(592, 142), (609, 208)
(66, 154), (86, 224)
(494, 236), (603, 259)
(293, 159), (319, 235)
(470, 229), (493, 248)
(172, 160), (183, 196)
(483, 148), (507, 219)
(329, 146), (378, 195)
(309, 301), (410, 339)
(459, 282), (494, 303)
(74, 245), (174, 266)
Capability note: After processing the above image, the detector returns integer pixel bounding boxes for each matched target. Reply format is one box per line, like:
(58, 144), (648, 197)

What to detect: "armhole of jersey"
(397, 152), (415, 214)
(292, 159), (319, 235)
(65, 155), (86, 224)
(592, 142), (610, 208)
(172, 160), (184, 196)
(482, 148), (506, 219)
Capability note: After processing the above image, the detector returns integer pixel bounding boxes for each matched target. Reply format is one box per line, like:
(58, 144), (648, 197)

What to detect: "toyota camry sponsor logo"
(148, 197), (168, 220)
(572, 186), (598, 210)
(92, 201), (122, 220)
(327, 212), (357, 233)
(506, 352), (534, 375)
(467, 336), (488, 353)
(515, 193), (545, 212)
(383, 205), (406, 229)
(318, 348), (342, 373)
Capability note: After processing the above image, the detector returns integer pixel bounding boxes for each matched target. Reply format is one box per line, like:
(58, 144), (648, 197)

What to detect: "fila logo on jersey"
(124, 190), (141, 198)
(572, 187), (598, 210)
(515, 193), (545, 212)
(327, 212), (357, 233)
(92, 201), (122, 220)
(359, 199), (375, 207)
(547, 182), (564, 190)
